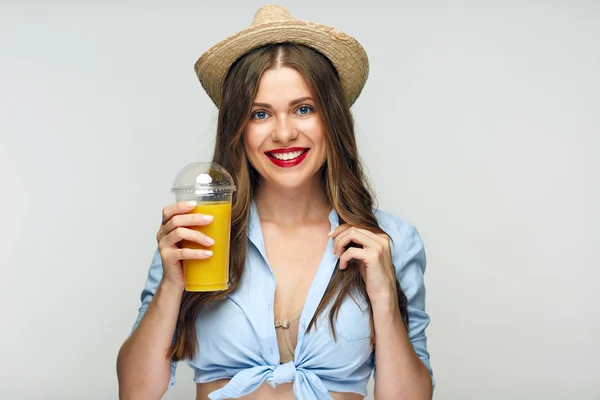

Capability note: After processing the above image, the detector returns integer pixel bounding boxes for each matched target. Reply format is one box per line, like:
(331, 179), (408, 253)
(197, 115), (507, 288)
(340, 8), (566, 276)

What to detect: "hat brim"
(194, 20), (369, 108)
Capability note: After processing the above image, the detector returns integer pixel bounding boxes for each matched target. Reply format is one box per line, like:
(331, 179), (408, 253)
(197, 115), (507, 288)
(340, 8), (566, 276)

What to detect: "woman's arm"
(371, 223), (433, 400)
(117, 278), (183, 400)
(371, 295), (432, 400)
(331, 219), (434, 400)
(117, 200), (211, 398)
(116, 247), (184, 400)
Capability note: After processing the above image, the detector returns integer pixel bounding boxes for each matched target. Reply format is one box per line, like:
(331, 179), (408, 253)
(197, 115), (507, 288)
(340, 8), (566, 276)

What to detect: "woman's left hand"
(329, 224), (398, 303)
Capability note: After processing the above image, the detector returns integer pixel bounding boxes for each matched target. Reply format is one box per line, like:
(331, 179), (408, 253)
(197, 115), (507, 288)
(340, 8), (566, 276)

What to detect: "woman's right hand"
(156, 200), (215, 289)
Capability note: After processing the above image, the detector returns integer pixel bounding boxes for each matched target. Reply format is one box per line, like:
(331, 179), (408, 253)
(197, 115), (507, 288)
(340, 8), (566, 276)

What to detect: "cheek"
(242, 130), (259, 155)
(301, 119), (326, 145)
(242, 131), (267, 172)
(299, 118), (321, 133)
(243, 124), (271, 152)
(242, 133), (256, 166)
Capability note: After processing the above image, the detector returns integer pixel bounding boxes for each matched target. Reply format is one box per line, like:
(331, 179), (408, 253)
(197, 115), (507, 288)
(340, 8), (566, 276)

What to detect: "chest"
(261, 222), (330, 319)
(191, 239), (374, 371)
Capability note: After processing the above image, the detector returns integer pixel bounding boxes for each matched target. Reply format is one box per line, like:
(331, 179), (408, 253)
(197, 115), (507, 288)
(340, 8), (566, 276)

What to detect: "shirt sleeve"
(373, 217), (435, 389)
(130, 248), (178, 389)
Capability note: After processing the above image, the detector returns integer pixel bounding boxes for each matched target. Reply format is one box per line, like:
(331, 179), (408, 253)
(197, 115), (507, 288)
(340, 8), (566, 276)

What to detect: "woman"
(117, 5), (434, 400)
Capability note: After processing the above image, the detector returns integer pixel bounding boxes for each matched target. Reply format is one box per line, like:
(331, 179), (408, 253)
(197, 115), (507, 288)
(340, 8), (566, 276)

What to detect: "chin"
(273, 176), (313, 190)
(261, 169), (321, 191)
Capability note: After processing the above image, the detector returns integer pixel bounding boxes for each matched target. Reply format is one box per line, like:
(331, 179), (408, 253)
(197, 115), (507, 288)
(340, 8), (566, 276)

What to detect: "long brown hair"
(170, 43), (409, 362)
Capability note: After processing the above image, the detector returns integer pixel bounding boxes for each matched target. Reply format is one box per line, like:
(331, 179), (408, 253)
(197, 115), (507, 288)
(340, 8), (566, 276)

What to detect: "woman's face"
(243, 66), (327, 191)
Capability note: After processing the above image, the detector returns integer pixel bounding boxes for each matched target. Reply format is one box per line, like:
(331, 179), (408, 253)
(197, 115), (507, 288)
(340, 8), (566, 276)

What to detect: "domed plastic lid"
(170, 162), (236, 195)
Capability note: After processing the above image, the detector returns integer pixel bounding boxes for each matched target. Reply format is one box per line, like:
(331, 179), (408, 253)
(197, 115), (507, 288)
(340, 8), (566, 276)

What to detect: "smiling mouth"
(266, 148), (308, 161)
(265, 148), (310, 167)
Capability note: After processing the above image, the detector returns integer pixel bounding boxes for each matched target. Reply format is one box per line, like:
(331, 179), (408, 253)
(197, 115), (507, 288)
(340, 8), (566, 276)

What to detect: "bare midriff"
(196, 380), (364, 400)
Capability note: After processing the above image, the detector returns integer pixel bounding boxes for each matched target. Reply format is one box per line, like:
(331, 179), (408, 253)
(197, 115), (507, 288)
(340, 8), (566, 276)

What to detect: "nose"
(271, 115), (298, 144)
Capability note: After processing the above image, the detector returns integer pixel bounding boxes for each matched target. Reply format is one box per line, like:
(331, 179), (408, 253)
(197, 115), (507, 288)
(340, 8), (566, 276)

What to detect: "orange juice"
(180, 201), (232, 291)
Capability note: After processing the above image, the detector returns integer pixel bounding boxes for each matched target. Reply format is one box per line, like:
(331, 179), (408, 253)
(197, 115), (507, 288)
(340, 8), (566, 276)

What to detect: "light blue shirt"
(131, 201), (434, 399)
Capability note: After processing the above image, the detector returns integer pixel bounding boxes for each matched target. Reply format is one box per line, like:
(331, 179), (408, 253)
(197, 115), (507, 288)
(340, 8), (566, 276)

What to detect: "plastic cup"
(171, 162), (236, 292)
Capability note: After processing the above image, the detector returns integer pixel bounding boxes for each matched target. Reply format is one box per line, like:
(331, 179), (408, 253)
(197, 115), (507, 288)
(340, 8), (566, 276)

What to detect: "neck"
(254, 177), (331, 226)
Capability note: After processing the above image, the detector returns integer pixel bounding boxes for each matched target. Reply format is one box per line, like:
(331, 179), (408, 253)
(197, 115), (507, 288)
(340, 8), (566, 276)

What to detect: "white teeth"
(271, 150), (305, 160)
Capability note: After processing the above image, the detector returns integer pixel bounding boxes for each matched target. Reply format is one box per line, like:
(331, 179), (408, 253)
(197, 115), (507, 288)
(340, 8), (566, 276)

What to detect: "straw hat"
(194, 5), (369, 108)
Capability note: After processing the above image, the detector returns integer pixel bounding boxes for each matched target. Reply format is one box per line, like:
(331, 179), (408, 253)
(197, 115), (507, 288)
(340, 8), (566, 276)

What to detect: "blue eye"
(297, 105), (313, 115)
(251, 110), (268, 120)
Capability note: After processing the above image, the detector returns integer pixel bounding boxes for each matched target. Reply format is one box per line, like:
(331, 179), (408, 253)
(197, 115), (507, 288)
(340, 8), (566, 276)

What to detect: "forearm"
(117, 279), (184, 400)
(372, 295), (432, 400)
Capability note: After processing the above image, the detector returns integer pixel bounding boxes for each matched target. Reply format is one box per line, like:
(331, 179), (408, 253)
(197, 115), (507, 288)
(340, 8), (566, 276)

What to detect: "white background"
(1, 1), (599, 399)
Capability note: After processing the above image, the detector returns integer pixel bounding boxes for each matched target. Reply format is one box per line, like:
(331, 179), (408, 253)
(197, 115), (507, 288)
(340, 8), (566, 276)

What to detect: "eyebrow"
(252, 96), (315, 108)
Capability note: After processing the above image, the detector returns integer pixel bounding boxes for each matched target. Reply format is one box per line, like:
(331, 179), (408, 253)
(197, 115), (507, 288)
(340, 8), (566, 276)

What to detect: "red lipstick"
(265, 147), (309, 168)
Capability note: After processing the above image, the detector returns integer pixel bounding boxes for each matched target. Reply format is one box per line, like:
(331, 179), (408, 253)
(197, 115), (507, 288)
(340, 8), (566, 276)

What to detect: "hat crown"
(251, 5), (295, 26)
(195, 5), (369, 108)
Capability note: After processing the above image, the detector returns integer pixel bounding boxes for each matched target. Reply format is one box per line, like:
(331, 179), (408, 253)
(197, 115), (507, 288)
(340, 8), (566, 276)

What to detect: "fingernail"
(202, 215), (214, 222)
(206, 236), (215, 245)
(327, 230), (334, 237)
(186, 200), (197, 207)
(204, 250), (213, 256)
